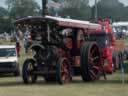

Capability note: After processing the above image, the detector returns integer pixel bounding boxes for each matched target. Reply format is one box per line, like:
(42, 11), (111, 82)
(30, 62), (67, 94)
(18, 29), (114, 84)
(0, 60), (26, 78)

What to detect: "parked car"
(0, 45), (20, 76)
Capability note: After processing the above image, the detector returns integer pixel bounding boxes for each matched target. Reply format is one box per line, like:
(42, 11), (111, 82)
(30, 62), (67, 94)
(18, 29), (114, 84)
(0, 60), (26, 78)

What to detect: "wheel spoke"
(92, 56), (99, 61)
(60, 59), (71, 84)
(65, 74), (70, 83)
(61, 70), (68, 81)
(90, 70), (98, 80)
(92, 66), (100, 70)
(62, 72), (69, 83)
(61, 73), (66, 81)
(61, 65), (68, 74)
(27, 63), (35, 81)
(27, 64), (34, 74)
(90, 48), (96, 57)
(89, 57), (96, 66)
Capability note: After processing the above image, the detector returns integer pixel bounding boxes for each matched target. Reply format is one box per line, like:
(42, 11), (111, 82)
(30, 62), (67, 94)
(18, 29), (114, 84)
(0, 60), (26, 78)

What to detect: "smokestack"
(42, 0), (48, 16)
(94, 0), (98, 20)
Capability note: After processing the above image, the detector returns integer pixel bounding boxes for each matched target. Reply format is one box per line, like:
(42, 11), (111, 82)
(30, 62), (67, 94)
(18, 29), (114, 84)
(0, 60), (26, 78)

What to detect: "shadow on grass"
(0, 76), (68, 87)
(72, 79), (128, 85)
(0, 81), (23, 87)
(96, 80), (128, 84)
(1, 63), (128, 87)
(0, 78), (128, 87)
(0, 80), (58, 87)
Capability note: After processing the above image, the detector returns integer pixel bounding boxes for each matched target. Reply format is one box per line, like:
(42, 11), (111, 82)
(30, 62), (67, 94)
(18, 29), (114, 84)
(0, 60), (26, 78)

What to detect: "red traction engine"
(15, 16), (106, 84)
(86, 20), (123, 73)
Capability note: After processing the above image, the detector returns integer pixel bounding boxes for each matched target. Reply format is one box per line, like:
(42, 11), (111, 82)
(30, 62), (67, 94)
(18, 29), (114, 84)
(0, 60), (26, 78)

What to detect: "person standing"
(16, 40), (21, 57)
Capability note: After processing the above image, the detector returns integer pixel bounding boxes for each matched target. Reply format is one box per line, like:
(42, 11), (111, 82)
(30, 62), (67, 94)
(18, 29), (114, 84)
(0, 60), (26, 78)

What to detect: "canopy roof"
(15, 16), (102, 30)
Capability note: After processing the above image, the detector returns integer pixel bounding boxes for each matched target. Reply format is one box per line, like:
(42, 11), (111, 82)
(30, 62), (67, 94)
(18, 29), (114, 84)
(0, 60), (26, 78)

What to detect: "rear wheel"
(22, 59), (37, 84)
(80, 42), (101, 81)
(56, 58), (72, 84)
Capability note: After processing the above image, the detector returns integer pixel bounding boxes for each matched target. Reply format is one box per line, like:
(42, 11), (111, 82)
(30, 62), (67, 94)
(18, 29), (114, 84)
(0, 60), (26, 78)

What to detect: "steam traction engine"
(86, 20), (124, 73)
(15, 16), (105, 84)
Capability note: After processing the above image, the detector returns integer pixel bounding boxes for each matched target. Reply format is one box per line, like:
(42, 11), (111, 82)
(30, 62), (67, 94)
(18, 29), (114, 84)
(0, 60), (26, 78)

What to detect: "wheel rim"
(26, 61), (36, 83)
(88, 45), (101, 80)
(60, 59), (71, 83)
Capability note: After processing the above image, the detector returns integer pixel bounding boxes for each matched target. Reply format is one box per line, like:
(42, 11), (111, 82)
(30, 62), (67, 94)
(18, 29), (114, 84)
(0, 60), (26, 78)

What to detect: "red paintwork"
(86, 21), (115, 73)
(97, 21), (112, 33)
(100, 47), (113, 73)
(57, 21), (89, 29)
(15, 16), (113, 73)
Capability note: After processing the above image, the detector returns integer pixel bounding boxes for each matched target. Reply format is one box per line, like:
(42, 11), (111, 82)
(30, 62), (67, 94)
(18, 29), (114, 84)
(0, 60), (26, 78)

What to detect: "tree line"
(0, 0), (128, 33)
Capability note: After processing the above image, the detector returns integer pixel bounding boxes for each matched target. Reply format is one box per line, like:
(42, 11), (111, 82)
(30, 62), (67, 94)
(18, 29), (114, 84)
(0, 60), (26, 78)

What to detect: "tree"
(0, 7), (12, 33)
(91, 0), (126, 21)
(0, 18), (13, 33)
(122, 6), (128, 21)
(62, 0), (89, 8)
(0, 7), (9, 18)
(6, 0), (41, 19)
(54, 0), (91, 20)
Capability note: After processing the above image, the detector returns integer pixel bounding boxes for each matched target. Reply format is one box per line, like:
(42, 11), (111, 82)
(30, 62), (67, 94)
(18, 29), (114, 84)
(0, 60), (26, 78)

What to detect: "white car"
(0, 45), (20, 76)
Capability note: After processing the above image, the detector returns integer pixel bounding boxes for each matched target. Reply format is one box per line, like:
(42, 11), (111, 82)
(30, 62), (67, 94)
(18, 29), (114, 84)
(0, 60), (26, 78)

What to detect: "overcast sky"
(0, 0), (128, 8)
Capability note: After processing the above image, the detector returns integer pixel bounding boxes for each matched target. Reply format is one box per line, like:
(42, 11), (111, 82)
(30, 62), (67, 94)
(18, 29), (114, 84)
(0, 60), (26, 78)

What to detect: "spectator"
(16, 40), (21, 57)
(23, 36), (29, 54)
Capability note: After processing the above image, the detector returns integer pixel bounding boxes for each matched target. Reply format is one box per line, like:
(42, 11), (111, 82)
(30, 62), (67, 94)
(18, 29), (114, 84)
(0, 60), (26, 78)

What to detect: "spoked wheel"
(56, 58), (72, 84)
(22, 59), (37, 84)
(80, 42), (102, 81)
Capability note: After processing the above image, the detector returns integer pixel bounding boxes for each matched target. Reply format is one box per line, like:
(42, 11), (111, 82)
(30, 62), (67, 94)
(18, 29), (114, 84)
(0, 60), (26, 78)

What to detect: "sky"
(0, 0), (128, 8)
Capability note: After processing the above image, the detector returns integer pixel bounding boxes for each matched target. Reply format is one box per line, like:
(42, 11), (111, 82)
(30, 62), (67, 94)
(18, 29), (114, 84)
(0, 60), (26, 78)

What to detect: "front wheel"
(56, 58), (72, 84)
(22, 59), (37, 84)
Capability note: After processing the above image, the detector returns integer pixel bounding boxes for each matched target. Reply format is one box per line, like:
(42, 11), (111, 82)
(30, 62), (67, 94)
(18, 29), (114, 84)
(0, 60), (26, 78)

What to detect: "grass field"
(0, 73), (128, 96)
(0, 40), (128, 96)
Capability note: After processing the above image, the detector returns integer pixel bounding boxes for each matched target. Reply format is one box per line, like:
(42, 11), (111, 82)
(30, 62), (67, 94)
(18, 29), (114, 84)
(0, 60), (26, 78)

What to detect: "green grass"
(0, 40), (128, 96)
(0, 74), (128, 96)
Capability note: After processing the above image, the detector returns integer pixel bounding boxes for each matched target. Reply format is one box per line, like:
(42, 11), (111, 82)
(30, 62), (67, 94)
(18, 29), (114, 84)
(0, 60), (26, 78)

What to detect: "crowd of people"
(15, 31), (32, 57)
